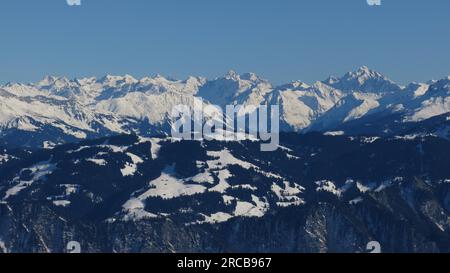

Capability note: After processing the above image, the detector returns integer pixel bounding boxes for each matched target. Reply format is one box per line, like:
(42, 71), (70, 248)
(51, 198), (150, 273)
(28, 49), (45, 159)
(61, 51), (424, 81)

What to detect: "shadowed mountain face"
(0, 133), (449, 253)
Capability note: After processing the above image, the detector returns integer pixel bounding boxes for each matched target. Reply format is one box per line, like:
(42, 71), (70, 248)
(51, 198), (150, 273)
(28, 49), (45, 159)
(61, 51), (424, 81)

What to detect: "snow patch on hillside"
(3, 160), (56, 200)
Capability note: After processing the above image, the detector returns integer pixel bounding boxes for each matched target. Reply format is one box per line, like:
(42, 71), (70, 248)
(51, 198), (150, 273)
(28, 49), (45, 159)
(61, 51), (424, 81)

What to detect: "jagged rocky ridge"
(1, 67), (450, 148)
(0, 133), (449, 253)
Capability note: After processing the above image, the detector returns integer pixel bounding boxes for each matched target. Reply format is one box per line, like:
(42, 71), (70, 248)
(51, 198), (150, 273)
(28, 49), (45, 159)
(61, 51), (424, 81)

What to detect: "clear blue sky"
(0, 0), (449, 85)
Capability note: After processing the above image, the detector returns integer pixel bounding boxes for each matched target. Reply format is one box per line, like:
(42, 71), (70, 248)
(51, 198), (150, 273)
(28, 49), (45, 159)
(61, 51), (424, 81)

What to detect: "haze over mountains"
(1, 66), (449, 148)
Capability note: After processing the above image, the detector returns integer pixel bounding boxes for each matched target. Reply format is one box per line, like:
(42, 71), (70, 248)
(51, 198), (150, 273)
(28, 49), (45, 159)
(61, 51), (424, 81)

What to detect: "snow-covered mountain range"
(1, 67), (450, 253)
(1, 66), (449, 147)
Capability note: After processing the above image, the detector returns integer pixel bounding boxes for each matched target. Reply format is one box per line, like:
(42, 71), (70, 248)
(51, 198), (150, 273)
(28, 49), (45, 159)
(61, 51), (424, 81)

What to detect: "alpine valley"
(1, 67), (450, 253)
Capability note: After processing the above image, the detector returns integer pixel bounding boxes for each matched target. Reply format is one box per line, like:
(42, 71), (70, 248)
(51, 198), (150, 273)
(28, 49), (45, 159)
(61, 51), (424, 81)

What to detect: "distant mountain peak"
(41, 75), (58, 82)
(223, 70), (266, 84)
(356, 65), (374, 74)
(74, 77), (97, 85)
(225, 70), (239, 80)
(324, 66), (401, 93)
(152, 73), (168, 80)
(324, 76), (339, 85)
(98, 74), (138, 85)
(37, 75), (65, 86)
(277, 81), (310, 91)
(241, 72), (260, 81)
(344, 66), (386, 81)
(36, 76), (74, 91)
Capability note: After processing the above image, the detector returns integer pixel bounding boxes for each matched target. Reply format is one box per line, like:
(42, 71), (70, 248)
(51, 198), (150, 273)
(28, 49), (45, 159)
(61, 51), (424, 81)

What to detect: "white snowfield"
(3, 160), (56, 200)
(0, 153), (14, 164)
(1, 67), (449, 142)
(118, 148), (305, 224)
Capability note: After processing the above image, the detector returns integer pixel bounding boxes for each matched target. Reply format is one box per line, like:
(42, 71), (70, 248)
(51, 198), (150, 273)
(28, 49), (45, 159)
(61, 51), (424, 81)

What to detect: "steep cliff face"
(1, 195), (447, 253)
